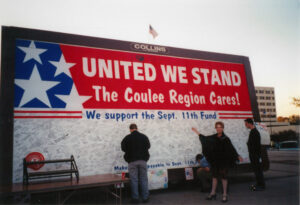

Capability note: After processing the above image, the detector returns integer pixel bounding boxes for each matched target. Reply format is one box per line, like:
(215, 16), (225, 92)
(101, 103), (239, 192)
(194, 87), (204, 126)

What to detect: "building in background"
(255, 87), (299, 137)
(255, 86), (277, 122)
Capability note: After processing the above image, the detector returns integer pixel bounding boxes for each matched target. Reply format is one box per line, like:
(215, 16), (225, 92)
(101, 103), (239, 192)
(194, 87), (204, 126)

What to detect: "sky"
(0, 0), (299, 117)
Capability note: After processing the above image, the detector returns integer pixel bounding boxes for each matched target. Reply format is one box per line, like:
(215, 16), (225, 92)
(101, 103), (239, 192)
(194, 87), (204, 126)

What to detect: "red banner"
(61, 45), (251, 111)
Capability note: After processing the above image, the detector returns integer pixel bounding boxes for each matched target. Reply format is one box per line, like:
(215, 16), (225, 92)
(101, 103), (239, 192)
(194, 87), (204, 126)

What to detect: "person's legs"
(210, 178), (218, 195)
(220, 168), (229, 202)
(250, 156), (265, 188)
(209, 166), (218, 195)
(138, 160), (149, 201)
(196, 168), (204, 191)
(128, 161), (139, 200)
(220, 168), (228, 195)
(196, 168), (202, 187)
(221, 179), (228, 195)
(221, 179), (228, 202)
(252, 157), (265, 188)
(198, 168), (211, 192)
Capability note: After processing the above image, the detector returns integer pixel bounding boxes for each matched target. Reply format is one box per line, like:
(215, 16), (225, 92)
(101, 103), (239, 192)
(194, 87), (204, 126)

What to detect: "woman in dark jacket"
(192, 121), (243, 203)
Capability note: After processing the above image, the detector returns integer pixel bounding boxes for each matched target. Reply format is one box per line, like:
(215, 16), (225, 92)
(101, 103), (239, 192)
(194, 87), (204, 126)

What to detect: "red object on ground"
(25, 152), (45, 170)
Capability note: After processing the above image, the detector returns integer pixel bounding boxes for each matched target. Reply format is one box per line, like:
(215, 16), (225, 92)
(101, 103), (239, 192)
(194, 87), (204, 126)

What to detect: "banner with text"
(14, 39), (252, 118)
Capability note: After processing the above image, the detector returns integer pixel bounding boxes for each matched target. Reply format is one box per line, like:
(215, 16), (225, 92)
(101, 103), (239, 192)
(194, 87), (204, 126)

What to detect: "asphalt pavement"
(122, 150), (299, 205)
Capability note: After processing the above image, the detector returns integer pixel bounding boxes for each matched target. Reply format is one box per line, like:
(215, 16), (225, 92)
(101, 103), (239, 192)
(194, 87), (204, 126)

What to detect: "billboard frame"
(0, 26), (260, 186)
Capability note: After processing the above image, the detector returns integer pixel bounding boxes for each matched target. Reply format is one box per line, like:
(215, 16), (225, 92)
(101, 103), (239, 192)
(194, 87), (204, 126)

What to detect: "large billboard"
(0, 26), (261, 187)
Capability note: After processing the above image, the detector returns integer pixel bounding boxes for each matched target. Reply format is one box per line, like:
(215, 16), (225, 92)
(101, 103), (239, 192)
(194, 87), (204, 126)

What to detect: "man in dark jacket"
(121, 124), (151, 203)
(244, 118), (266, 191)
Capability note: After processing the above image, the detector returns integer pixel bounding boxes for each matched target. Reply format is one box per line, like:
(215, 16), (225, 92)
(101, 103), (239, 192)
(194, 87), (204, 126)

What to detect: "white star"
(49, 54), (76, 78)
(15, 65), (60, 107)
(18, 41), (47, 64)
(55, 84), (92, 109)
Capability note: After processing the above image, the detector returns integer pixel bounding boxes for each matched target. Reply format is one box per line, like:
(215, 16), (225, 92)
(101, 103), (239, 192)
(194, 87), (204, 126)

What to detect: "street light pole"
(269, 112), (272, 136)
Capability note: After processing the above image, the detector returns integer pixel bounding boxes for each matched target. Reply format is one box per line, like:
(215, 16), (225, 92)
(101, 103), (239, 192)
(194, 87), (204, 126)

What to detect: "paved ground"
(120, 150), (299, 205)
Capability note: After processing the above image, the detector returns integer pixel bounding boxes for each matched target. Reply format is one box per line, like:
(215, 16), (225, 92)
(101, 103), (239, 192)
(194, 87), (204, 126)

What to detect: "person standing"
(244, 118), (266, 191)
(192, 122), (243, 203)
(121, 124), (151, 203)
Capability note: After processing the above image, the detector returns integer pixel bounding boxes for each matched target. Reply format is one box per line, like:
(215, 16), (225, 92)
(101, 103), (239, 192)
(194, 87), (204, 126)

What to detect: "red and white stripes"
(14, 110), (82, 119)
(218, 111), (253, 119)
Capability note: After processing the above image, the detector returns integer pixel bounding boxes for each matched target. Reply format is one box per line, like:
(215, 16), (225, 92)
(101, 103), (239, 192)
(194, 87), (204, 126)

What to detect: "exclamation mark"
(235, 92), (240, 105)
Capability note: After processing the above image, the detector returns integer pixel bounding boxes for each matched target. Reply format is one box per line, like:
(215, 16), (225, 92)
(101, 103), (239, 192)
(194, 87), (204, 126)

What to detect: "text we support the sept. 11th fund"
(85, 110), (217, 122)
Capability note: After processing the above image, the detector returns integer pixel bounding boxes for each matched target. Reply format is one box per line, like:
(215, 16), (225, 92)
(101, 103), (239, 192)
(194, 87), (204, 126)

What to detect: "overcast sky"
(0, 0), (299, 116)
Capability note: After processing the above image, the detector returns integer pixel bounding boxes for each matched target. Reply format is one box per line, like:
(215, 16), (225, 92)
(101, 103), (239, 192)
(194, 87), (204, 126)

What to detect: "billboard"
(0, 27), (261, 187)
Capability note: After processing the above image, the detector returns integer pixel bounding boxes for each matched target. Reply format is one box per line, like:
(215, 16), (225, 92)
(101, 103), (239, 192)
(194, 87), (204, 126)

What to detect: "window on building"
(255, 90), (258, 93)
(267, 103), (271, 106)
(272, 91), (274, 94)
(272, 97), (274, 100)
(259, 90), (264, 94)
(265, 114), (276, 118)
(260, 102), (265, 106)
(266, 91), (270, 94)
(266, 96), (271, 100)
(260, 96), (265, 100)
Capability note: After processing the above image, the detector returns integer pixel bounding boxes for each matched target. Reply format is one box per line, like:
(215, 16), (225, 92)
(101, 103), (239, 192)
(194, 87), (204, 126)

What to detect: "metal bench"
(23, 155), (79, 185)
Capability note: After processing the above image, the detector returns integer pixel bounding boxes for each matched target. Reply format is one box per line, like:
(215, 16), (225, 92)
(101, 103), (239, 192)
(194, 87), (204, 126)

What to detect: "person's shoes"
(250, 184), (265, 191)
(206, 194), (217, 200)
(142, 198), (149, 203)
(222, 195), (228, 203)
(130, 198), (139, 204)
(250, 184), (256, 191)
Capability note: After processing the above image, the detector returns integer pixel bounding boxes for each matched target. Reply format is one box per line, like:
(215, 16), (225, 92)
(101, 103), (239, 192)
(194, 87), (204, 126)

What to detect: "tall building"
(255, 86), (277, 122)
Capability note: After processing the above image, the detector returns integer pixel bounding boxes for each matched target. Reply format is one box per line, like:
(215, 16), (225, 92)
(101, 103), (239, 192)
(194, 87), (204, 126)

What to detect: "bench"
(23, 155), (79, 185)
